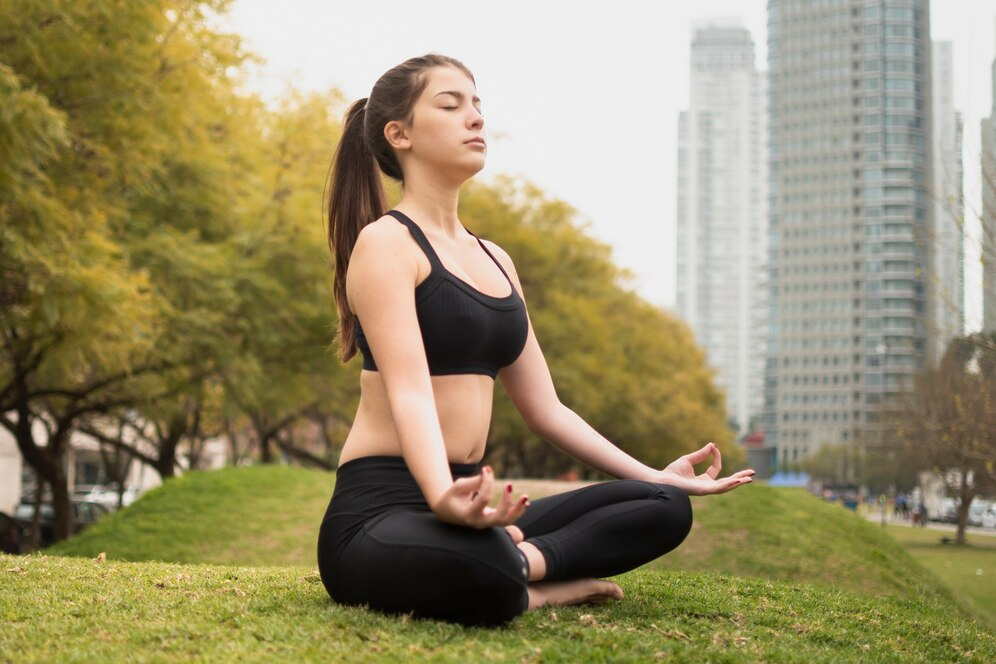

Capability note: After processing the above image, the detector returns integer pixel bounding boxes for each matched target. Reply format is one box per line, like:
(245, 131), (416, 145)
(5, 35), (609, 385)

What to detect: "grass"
(48, 465), (333, 567)
(649, 487), (957, 606)
(2, 553), (994, 662)
(50, 467), (952, 604)
(884, 525), (996, 627)
(29, 465), (996, 660)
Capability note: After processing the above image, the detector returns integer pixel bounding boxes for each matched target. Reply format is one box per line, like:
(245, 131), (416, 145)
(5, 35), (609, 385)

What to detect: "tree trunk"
(260, 434), (274, 464)
(955, 470), (974, 545)
(49, 464), (72, 541)
(29, 476), (44, 549)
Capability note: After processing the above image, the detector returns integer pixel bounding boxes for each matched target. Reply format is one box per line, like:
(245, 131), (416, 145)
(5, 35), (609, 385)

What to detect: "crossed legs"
(510, 479), (692, 610)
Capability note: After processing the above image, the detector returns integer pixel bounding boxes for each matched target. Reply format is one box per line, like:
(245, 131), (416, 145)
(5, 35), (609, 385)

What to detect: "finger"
(508, 494), (530, 522)
(706, 443), (723, 480)
(714, 475), (753, 494)
(681, 442), (714, 466)
(452, 474), (484, 501)
(493, 493), (529, 525)
(472, 466), (494, 512)
(505, 525), (524, 544)
(495, 481), (515, 516)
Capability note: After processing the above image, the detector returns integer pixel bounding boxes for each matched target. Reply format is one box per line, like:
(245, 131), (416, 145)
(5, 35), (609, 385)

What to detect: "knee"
(650, 483), (693, 549)
(445, 553), (528, 626)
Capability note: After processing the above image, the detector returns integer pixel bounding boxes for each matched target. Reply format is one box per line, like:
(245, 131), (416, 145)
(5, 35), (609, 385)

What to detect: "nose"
(468, 107), (484, 130)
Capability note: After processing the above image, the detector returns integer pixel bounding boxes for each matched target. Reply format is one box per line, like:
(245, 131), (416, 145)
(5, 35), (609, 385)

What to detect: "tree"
(0, 0), (248, 540)
(889, 332), (996, 544)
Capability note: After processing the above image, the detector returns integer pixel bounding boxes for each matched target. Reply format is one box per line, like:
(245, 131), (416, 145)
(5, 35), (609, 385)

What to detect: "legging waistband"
(335, 455), (481, 481)
(324, 455), (483, 529)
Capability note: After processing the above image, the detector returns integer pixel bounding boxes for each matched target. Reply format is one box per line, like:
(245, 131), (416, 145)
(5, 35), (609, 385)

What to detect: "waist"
(336, 454), (481, 481)
(326, 455), (482, 521)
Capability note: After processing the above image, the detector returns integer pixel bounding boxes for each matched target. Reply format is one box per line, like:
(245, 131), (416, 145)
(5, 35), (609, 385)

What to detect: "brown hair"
(324, 54), (475, 362)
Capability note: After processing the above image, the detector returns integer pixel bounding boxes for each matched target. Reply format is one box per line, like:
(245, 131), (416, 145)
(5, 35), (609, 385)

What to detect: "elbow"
(523, 400), (566, 439)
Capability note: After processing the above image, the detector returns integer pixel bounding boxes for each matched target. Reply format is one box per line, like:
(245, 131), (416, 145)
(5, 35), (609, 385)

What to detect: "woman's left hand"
(655, 442), (755, 496)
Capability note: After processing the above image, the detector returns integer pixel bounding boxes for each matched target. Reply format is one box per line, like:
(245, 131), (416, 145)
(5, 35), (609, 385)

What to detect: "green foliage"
(1, 554), (993, 662)
(2, 0), (738, 543)
(461, 179), (737, 476)
(801, 443), (921, 494)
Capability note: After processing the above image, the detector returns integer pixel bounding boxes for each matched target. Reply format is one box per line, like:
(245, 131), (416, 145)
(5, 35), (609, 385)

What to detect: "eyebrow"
(433, 91), (481, 104)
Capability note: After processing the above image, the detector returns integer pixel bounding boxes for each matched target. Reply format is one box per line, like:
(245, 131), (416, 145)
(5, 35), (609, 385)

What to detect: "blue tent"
(767, 471), (810, 487)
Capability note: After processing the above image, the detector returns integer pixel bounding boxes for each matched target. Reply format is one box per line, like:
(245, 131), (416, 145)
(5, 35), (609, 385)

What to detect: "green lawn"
(648, 487), (956, 607)
(2, 553), (993, 663)
(31, 465), (996, 661)
(48, 464), (333, 567)
(49, 467), (953, 608)
(885, 525), (996, 627)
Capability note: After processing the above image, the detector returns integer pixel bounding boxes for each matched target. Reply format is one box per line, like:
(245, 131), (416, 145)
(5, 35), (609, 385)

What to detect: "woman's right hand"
(431, 465), (530, 528)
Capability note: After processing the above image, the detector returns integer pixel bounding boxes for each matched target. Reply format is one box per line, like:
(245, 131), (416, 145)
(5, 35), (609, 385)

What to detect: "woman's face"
(391, 65), (486, 181)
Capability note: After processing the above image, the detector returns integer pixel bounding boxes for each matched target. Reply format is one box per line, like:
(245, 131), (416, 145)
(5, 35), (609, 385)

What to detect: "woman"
(318, 54), (754, 626)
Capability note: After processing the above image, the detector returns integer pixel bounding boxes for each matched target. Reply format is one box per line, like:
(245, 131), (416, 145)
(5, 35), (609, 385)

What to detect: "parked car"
(74, 485), (139, 510)
(934, 497), (958, 523)
(968, 499), (993, 528)
(8, 499), (110, 548)
(982, 505), (996, 530)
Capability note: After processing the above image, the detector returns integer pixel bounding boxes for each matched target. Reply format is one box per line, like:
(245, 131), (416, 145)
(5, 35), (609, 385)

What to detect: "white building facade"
(676, 20), (768, 435)
(929, 40), (964, 360)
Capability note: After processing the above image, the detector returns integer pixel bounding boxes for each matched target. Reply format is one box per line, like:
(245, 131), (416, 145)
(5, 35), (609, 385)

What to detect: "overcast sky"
(217, 1), (995, 329)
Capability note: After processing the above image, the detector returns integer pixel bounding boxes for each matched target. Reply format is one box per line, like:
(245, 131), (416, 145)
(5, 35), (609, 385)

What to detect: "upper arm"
(346, 219), (432, 401)
(485, 241), (563, 432)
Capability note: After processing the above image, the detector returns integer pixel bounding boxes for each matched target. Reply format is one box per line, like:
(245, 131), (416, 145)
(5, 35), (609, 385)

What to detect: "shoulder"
(352, 214), (411, 254)
(478, 238), (518, 276)
(347, 215), (419, 295)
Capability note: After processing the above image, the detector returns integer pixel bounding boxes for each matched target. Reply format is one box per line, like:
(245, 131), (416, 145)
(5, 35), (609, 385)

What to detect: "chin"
(455, 158), (486, 181)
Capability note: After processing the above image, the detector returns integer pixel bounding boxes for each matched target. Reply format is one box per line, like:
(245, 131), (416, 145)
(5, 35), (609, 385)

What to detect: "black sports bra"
(355, 210), (529, 379)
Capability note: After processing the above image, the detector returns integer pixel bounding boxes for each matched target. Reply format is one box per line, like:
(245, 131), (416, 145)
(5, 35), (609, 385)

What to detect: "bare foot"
(527, 578), (624, 610)
(505, 525), (524, 544)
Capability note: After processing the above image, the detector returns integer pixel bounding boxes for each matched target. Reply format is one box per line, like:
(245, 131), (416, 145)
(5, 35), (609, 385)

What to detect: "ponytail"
(326, 98), (387, 362)
(324, 54), (476, 363)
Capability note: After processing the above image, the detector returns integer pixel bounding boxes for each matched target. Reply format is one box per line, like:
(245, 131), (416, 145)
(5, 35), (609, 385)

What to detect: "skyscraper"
(983, 21), (996, 334)
(676, 20), (767, 435)
(930, 40), (964, 357)
(764, 0), (934, 463)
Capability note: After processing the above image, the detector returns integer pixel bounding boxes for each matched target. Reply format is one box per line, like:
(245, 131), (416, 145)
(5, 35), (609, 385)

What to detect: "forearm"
(530, 403), (662, 482)
(388, 391), (456, 508)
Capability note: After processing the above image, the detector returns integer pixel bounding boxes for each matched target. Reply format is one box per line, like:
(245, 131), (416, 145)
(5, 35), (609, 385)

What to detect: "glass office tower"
(764, 0), (934, 463)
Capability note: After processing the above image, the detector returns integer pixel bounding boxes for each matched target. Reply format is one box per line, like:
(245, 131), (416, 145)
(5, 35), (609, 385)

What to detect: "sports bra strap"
(386, 209), (514, 288)
(386, 210), (444, 271)
(465, 229), (514, 286)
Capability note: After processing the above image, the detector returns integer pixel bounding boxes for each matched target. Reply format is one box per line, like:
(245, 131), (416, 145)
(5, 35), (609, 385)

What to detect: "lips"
(466, 138), (486, 147)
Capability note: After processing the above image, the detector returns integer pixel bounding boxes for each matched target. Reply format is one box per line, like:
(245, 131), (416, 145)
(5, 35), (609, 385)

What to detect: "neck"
(394, 169), (466, 237)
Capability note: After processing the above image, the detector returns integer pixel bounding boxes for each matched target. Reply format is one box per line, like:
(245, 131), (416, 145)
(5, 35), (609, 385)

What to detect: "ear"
(384, 120), (411, 151)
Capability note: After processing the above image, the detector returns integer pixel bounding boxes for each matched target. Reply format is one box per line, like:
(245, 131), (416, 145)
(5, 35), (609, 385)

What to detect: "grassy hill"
(18, 466), (996, 661)
(48, 465), (333, 567)
(49, 465), (960, 609)
(2, 553), (993, 662)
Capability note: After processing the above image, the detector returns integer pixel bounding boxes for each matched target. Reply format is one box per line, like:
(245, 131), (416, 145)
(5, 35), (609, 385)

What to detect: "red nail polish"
(506, 484), (513, 493)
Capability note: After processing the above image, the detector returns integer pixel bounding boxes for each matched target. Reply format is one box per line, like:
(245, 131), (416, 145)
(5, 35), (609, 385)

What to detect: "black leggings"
(317, 456), (692, 626)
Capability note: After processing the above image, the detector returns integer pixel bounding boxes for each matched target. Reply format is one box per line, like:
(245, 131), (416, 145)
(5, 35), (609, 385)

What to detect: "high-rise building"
(764, 0), (934, 463)
(930, 41), (964, 357)
(676, 20), (767, 435)
(983, 21), (996, 334)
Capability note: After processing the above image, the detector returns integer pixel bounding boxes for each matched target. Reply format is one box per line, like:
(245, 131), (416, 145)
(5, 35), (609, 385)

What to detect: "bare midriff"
(337, 370), (496, 466)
